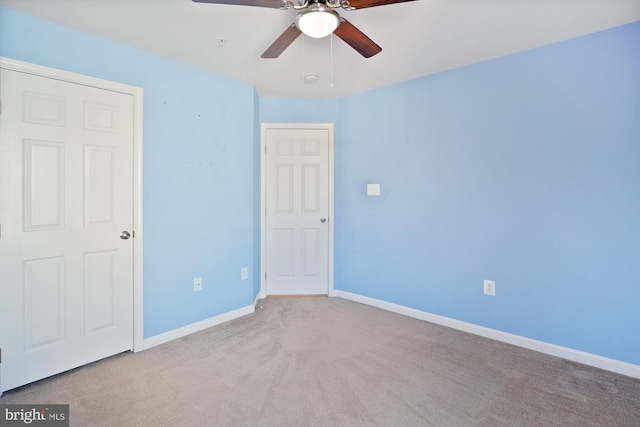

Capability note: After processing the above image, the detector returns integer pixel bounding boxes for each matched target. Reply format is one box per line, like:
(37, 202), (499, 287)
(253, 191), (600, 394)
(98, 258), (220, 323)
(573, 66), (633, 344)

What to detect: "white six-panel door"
(264, 126), (332, 295)
(0, 68), (135, 392)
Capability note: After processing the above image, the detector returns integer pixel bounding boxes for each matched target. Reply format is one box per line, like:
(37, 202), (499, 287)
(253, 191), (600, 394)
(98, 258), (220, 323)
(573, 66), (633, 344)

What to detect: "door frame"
(260, 123), (335, 298)
(0, 56), (145, 353)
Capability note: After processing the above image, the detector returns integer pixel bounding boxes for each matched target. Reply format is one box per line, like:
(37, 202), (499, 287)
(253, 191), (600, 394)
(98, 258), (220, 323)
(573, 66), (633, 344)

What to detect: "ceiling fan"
(193, 0), (416, 58)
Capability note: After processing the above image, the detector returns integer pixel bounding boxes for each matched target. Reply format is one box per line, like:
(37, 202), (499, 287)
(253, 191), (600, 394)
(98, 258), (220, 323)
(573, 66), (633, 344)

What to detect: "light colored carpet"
(1, 296), (639, 426)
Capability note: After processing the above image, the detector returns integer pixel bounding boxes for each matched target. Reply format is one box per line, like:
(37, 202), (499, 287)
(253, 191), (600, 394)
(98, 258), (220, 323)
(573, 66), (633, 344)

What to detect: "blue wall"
(259, 97), (341, 124)
(0, 8), (259, 338)
(332, 22), (640, 365)
(2, 6), (638, 365)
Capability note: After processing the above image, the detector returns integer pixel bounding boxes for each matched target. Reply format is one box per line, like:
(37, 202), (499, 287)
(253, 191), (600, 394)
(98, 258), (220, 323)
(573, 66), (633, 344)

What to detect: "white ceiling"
(2, 0), (639, 98)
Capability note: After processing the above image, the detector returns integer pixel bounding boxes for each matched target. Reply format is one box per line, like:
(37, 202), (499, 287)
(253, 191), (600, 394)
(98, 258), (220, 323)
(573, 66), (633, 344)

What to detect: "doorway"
(0, 57), (143, 393)
(261, 124), (334, 296)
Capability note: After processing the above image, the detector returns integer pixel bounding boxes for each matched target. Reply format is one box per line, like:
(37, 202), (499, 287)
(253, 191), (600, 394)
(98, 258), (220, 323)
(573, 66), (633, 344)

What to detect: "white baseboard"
(335, 290), (640, 379)
(143, 304), (255, 350)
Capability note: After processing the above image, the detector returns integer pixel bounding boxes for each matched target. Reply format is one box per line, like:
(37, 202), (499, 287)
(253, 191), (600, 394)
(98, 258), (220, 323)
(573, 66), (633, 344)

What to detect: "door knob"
(320, 218), (327, 223)
(120, 231), (131, 240)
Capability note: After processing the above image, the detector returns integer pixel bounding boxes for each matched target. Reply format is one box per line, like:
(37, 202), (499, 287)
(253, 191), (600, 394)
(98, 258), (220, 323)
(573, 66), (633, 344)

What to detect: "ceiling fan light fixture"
(295, 5), (340, 38)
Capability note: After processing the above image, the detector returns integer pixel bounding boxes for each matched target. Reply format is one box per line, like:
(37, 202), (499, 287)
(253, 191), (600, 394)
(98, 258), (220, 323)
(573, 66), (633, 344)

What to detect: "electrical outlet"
(366, 183), (381, 196)
(193, 277), (203, 292)
(483, 280), (495, 296)
(241, 267), (248, 280)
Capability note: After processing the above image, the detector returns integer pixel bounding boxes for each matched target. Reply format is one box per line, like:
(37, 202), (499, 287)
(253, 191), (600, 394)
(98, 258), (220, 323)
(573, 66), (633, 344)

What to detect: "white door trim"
(260, 123), (334, 298)
(0, 56), (145, 353)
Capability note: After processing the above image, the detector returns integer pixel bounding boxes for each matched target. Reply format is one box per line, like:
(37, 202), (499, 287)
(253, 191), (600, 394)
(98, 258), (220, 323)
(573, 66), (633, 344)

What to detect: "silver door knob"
(320, 218), (327, 223)
(120, 231), (131, 240)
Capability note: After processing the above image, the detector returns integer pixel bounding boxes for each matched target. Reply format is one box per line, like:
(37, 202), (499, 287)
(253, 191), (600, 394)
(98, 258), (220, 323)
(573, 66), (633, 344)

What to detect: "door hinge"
(132, 230), (135, 238)
(264, 145), (267, 154)
(264, 272), (267, 280)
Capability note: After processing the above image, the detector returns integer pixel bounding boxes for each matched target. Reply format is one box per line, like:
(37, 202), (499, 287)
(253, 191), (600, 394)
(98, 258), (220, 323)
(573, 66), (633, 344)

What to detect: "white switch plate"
(483, 279), (495, 296)
(193, 277), (203, 292)
(367, 183), (381, 196)
(241, 267), (248, 280)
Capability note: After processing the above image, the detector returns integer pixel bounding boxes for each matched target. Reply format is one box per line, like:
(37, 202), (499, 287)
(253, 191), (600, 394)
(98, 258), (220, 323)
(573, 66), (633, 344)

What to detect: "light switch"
(367, 183), (381, 196)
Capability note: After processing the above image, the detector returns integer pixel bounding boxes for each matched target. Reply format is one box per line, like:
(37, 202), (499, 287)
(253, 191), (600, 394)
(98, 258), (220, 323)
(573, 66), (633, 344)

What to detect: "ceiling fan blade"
(346, 0), (417, 9)
(333, 19), (382, 58)
(192, 0), (283, 9)
(261, 24), (302, 58)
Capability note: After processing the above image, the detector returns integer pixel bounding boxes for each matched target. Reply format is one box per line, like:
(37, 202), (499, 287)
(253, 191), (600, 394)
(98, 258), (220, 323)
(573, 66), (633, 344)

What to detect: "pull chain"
(329, 33), (335, 88)
(301, 34), (306, 80)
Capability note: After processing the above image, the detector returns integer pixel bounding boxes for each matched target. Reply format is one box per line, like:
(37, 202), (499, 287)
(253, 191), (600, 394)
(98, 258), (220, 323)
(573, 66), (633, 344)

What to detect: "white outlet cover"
(241, 267), (248, 280)
(367, 183), (381, 196)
